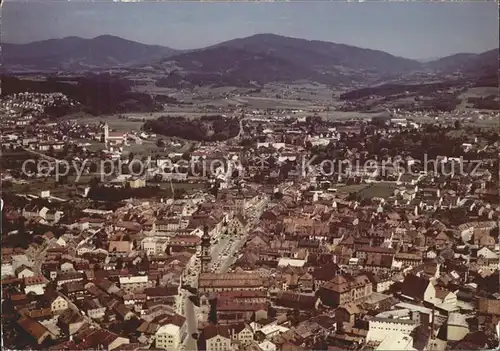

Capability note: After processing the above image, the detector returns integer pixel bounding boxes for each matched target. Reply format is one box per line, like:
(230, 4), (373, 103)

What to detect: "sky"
(2, 0), (498, 60)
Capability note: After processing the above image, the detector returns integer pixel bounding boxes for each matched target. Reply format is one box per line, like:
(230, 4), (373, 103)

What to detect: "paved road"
(217, 234), (248, 273)
(229, 117), (245, 141)
(237, 118), (245, 138)
(28, 233), (101, 330)
(211, 236), (229, 258)
(180, 287), (199, 351)
(180, 198), (269, 350)
(30, 238), (62, 276)
(178, 232), (245, 349)
(58, 289), (101, 329)
(209, 233), (238, 273)
(214, 200), (269, 274)
(32, 246), (48, 275)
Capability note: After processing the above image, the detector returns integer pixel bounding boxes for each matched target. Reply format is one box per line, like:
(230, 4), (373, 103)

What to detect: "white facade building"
(155, 320), (187, 350)
(376, 333), (416, 351)
(366, 317), (419, 342)
(205, 334), (232, 351)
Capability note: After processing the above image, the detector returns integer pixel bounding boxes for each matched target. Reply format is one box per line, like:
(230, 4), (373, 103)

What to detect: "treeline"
(1, 74), (162, 115)
(339, 81), (460, 100)
(153, 94), (182, 104)
(412, 95), (461, 112)
(473, 74), (499, 88)
(309, 123), (499, 166)
(43, 104), (75, 118)
(143, 115), (240, 141)
(467, 95), (500, 110)
(156, 72), (258, 89)
(87, 185), (181, 201)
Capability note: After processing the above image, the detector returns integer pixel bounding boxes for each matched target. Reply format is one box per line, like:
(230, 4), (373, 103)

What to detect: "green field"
(335, 184), (370, 194)
(333, 182), (396, 200)
(458, 87), (498, 99)
(468, 118), (499, 129)
(67, 114), (145, 132)
(356, 183), (397, 200)
(123, 140), (193, 158)
(158, 182), (208, 191)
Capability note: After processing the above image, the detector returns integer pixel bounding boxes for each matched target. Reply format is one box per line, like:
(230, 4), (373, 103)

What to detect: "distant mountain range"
(3, 34), (498, 87)
(426, 49), (498, 76)
(2, 35), (179, 71)
(157, 34), (425, 87)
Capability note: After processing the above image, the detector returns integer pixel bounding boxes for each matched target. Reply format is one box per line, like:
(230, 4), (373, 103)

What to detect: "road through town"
(180, 196), (268, 351)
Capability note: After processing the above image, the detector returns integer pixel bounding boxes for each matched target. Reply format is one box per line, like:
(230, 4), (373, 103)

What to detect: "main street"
(30, 237), (63, 277)
(179, 233), (246, 351)
(215, 233), (247, 273)
(214, 198), (268, 273)
(58, 289), (101, 329)
(28, 229), (104, 332)
(180, 290), (198, 351)
(180, 196), (269, 350)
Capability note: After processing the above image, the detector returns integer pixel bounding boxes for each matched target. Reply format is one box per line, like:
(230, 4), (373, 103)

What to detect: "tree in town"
(128, 152), (135, 163)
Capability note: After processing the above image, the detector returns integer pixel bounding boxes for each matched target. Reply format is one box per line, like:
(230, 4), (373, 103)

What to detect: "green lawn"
(158, 182), (208, 191)
(356, 183), (397, 200)
(335, 184), (370, 194)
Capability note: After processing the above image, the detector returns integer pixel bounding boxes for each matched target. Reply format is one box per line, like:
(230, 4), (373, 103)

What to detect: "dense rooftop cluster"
(1, 92), (499, 351)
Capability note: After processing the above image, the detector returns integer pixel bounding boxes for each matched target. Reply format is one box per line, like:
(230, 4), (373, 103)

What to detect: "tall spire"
(200, 224), (211, 274)
(202, 224), (210, 240)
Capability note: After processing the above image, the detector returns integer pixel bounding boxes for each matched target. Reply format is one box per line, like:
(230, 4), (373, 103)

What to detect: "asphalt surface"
(181, 293), (198, 351)
(180, 198), (269, 350)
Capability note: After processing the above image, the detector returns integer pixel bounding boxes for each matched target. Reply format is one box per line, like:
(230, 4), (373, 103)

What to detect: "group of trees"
(411, 94), (461, 112)
(87, 184), (183, 201)
(0, 150), (37, 172)
(338, 80), (472, 112)
(143, 115), (240, 141)
(339, 81), (458, 100)
(467, 95), (500, 110)
(305, 123), (498, 175)
(0, 211), (67, 250)
(156, 71), (258, 89)
(1, 216), (29, 249)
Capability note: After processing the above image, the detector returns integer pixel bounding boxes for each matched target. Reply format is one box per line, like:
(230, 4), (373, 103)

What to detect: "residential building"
(198, 273), (264, 293)
(317, 274), (372, 307)
(366, 317), (419, 342)
(23, 276), (48, 295)
(200, 325), (233, 351)
(155, 314), (187, 350)
(399, 274), (436, 303)
(119, 275), (150, 293)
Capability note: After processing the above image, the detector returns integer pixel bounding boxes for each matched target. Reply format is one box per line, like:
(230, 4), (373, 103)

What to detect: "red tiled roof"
(202, 324), (230, 340)
(24, 275), (48, 286)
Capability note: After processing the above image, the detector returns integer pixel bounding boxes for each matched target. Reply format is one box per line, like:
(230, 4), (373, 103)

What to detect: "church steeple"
(202, 224), (210, 241)
(102, 122), (109, 145)
(200, 224), (211, 273)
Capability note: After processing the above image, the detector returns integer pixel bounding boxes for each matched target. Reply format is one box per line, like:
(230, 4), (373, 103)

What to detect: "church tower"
(103, 123), (109, 145)
(201, 224), (211, 273)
